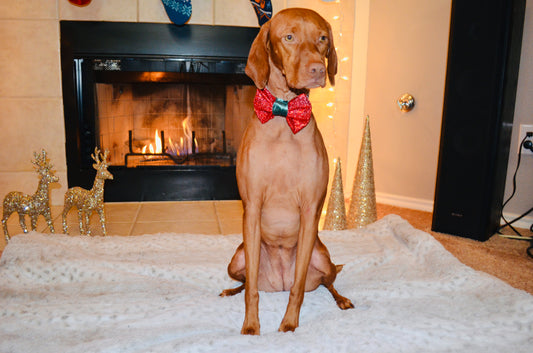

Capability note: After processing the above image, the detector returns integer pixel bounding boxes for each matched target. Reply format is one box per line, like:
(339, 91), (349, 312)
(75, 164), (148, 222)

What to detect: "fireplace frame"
(60, 21), (258, 201)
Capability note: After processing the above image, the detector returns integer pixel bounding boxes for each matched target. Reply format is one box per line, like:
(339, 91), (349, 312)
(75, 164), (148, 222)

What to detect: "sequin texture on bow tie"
(253, 88), (312, 134)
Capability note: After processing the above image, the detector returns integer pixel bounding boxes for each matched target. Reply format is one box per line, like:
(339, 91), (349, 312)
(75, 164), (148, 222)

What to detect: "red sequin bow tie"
(253, 88), (312, 134)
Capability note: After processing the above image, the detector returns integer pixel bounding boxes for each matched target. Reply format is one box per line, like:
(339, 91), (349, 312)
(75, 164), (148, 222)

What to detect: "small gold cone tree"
(323, 158), (347, 230)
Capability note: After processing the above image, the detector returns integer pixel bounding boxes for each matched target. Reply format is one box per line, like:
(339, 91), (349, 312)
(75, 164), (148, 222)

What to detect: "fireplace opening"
(94, 79), (254, 168)
(61, 21), (258, 201)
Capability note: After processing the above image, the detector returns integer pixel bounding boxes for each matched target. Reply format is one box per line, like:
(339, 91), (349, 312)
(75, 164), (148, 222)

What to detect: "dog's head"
(245, 8), (338, 91)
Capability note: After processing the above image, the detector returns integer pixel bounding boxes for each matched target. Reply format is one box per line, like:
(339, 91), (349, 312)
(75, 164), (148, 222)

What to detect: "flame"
(142, 129), (163, 155)
(139, 118), (197, 159)
(154, 129), (162, 153)
(182, 117), (193, 155)
(168, 137), (179, 156)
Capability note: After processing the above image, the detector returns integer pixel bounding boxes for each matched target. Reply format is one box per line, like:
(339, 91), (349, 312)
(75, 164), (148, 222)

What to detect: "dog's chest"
(259, 136), (317, 177)
(258, 141), (326, 194)
(238, 118), (328, 196)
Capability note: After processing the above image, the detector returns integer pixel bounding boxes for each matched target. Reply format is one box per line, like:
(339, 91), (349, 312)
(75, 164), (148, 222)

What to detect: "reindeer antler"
(91, 147), (101, 165)
(32, 149), (53, 171)
(91, 148), (111, 169)
(32, 149), (45, 168)
(101, 149), (110, 163)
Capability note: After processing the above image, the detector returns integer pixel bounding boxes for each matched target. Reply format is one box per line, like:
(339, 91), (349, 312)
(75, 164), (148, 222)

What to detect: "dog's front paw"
(278, 318), (298, 333)
(241, 322), (260, 335)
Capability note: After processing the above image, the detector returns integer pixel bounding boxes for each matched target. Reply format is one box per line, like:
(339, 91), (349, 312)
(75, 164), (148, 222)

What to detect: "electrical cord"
(498, 133), (533, 259)
(526, 224), (533, 258)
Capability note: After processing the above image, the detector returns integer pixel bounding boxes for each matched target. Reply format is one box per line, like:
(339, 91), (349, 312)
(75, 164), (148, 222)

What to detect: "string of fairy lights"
(309, 0), (354, 220)
(319, 0), (351, 175)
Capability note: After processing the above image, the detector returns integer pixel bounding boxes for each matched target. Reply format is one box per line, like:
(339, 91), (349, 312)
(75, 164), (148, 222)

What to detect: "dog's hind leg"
(220, 242), (246, 297)
(323, 265), (354, 309)
(325, 282), (354, 310)
(309, 239), (354, 310)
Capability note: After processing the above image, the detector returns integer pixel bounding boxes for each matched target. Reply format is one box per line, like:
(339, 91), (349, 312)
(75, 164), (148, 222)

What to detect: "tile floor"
(1, 201), (245, 252)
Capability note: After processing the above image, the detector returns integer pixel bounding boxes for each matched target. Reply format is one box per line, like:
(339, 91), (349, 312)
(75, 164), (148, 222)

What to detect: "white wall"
(502, 1), (533, 228)
(349, 0), (533, 229)
(349, 0), (451, 211)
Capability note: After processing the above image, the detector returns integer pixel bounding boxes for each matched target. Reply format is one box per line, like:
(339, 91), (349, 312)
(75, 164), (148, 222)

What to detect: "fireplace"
(60, 21), (258, 201)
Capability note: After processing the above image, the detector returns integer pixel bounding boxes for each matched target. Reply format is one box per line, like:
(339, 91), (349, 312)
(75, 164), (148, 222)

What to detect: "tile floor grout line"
(213, 201), (223, 235)
(127, 203), (142, 236)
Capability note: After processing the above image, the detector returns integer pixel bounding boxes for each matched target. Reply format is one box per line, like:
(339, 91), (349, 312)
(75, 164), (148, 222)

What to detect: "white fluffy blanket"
(0, 215), (532, 352)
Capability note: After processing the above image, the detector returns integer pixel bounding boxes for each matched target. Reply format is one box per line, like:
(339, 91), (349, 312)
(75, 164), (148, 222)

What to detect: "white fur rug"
(0, 215), (532, 353)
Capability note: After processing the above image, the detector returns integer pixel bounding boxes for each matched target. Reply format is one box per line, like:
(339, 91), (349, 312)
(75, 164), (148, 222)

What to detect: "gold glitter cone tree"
(347, 116), (377, 228)
(323, 158), (347, 230)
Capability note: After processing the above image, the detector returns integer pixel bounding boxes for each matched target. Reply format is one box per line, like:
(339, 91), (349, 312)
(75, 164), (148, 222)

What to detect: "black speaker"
(432, 0), (526, 241)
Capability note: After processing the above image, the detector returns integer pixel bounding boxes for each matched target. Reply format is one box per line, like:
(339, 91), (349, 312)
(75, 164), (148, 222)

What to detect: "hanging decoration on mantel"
(68, 0), (92, 6)
(347, 116), (377, 228)
(250, 0), (272, 26)
(2, 150), (59, 243)
(162, 0), (192, 26)
(323, 157), (347, 231)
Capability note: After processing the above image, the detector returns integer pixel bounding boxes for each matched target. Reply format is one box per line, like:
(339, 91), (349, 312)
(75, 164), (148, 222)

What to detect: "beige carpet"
(377, 204), (533, 295)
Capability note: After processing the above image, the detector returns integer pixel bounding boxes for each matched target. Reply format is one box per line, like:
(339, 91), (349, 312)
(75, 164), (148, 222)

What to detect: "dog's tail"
(336, 264), (344, 273)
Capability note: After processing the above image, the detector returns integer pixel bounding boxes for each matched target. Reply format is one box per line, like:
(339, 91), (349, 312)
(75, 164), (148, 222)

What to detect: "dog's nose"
(309, 63), (326, 78)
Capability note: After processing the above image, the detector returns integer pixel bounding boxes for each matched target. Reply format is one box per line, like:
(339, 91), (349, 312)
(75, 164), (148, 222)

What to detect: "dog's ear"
(245, 21), (271, 89)
(326, 23), (338, 86)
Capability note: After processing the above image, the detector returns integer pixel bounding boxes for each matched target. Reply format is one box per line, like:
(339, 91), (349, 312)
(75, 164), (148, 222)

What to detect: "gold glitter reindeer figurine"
(62, 148), (113, 236)
(2, 149), (59, 242)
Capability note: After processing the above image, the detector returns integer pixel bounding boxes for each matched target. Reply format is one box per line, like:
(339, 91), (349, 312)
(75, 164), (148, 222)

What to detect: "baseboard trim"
(376, 192), (434, 213)
(501, 211), (533, 230)
(375, 192), (533, 231)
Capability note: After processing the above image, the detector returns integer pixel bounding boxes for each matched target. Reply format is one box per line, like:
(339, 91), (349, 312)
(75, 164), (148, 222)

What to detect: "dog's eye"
(319, 35), (328, 42)
(284, 34), (294, 42)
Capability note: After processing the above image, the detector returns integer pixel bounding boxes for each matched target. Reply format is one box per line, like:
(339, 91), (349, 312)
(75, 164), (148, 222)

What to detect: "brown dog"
(220, 8), (353, 335)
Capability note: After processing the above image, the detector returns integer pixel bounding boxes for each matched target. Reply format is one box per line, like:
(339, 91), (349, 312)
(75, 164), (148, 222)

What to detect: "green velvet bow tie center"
(272, 98), (289, 117)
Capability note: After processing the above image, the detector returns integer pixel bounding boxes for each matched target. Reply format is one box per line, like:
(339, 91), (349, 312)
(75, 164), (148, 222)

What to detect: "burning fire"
(142, 129), (163, 155)
(172, 117), (198, 155)
(141, 123), (198, 159)
(141, 85), (198, 158)
(181, 117), (193, 155)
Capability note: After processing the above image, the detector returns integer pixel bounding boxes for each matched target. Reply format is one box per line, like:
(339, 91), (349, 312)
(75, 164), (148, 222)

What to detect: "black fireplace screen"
(61, 21), (258, 201)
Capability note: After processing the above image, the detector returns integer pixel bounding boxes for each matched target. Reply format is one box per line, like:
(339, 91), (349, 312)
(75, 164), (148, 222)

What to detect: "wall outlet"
(519, 124), (533, 156)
